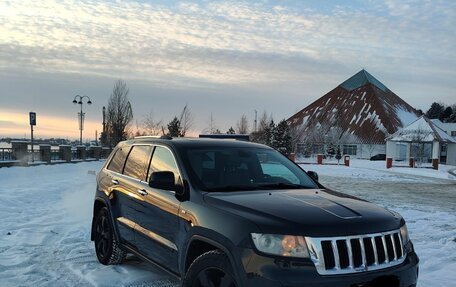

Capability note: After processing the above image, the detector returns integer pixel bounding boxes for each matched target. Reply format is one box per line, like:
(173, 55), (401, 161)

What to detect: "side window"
(123, 145), (153, 181)
(107, 147), (130, 174)
(149, 146), (180, 184)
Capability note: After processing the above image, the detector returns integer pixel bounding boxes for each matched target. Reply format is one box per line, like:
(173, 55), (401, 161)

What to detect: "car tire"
(183, 250), (238, 287)
(94, 207), (127, 265)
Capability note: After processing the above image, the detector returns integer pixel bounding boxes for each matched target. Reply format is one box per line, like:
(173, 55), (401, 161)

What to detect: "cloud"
(0, 0), (455, 136)
(1, 0), (453, 87)
(0, 120), (23, 128)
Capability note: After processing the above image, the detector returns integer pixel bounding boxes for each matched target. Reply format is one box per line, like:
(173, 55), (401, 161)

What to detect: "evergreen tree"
(226, 127), (236, 134)
(260, 120), (275, 146)
(443, 106), (453, 121)
(272, 119), (292, 156)
(167, 117), (182, 137)
(425, 102), (445, 119)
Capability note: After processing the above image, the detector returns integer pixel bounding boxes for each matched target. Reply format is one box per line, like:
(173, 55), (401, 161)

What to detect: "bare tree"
(409, 127), (433, 167)
(236, 114), (249, 134)
(203, 113), (218, 134)
(179, 105), (193, 137)
(258, 110), (272, 132)
(289, 122), (306, 153)
(106, 79), (133, 146)
(142, 111), (164, 136)
(251, 110), (274, 143)
(363, 128), (383, 158)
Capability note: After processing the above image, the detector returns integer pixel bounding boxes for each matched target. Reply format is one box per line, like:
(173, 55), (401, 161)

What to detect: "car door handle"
(111, 179), (119, 185)
(137, 189), (148, 196)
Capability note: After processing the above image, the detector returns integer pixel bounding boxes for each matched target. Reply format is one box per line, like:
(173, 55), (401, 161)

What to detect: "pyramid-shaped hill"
(287, 70), (419, 145)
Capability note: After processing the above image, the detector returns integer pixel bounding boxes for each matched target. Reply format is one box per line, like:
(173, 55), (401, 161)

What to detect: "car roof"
(122, 137), (270, 149)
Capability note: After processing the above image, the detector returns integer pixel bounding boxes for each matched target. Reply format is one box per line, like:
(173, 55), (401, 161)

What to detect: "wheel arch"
(90, 197), (120, 242)
(183, 234), (242, 285)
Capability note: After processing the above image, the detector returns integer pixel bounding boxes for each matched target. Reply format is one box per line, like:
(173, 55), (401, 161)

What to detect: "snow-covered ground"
(301, 162), (456, 287)
(299, 158), (456, 182)
(1, 161), (455, 286)
(0, 162), (178, 287)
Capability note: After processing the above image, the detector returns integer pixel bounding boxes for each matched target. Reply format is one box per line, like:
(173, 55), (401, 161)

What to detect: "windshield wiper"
(205, 185), (259, 192)
(205, 183), (311, 192)
(256, 183), (310, 190)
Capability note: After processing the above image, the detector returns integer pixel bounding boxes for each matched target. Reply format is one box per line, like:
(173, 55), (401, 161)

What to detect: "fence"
(0, 145), (111, 167)
(0, 148), (13, 161)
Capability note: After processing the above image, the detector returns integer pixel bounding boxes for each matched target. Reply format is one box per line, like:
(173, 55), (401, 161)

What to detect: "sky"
(0, 0), (455, 140)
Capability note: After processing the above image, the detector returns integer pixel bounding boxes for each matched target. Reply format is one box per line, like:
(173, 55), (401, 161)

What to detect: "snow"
(300, 160), (456, 287)
(1, 161), (455, 286)
(0, 162), (178, 287)
(300, 158), (456, 182)
(350, 114), (357, 124)
(396, 107), (419, 127)
(389, 116), (456, 143)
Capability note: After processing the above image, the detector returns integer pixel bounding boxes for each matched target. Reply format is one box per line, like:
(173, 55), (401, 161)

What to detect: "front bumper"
(237, 249), (419, 287)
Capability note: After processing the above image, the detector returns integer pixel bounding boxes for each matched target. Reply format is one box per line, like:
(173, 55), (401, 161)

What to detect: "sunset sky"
(0, 0), (455, 140)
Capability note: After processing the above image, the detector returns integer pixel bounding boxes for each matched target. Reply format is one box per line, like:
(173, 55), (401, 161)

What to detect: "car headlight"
(400, 224), (410, 245)
(251, 233), (310, 258)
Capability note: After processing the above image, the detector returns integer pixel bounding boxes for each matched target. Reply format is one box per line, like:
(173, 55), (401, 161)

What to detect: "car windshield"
(182, 146), (318, 192)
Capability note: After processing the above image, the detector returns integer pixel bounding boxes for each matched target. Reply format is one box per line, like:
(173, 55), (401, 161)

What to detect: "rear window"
(107, 147), (130, 173)
(123, 145), (153, 181)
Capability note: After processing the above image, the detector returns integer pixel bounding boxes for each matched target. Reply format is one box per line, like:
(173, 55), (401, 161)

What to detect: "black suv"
(91, 137), (419, 287)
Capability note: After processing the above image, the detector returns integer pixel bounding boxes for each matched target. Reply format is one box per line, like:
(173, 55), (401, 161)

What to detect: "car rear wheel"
(94, 207), (127, 265)
(183, 250), (238, 287)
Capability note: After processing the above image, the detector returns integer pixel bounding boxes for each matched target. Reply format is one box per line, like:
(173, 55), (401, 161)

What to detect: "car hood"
(204, 189), (403, 237)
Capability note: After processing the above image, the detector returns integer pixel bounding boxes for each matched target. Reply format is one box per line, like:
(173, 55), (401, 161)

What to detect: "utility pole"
(254, 110), (258, 132)
(102, 106), (106, 146)
(102, 106), (106, 135)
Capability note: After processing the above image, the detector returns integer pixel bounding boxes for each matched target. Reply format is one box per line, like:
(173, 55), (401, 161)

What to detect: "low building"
(386, 116), (456, 166)
(430, 119), (456, 138)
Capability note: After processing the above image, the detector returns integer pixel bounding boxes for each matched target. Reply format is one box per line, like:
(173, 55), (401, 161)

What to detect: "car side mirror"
(149, 171), (182, 193)
(307, 170), (319, 181)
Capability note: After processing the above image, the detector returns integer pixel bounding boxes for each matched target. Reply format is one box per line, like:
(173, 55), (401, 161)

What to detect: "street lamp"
(72, 95), (92, 145)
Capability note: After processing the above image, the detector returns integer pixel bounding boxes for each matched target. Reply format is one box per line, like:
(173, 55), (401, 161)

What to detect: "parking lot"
(0, 162), (454, 286)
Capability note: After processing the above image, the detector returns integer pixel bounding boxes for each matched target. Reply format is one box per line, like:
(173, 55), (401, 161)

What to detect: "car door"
(104, 145), (137, 244)
(118, 144), (154, 248)
(134, 145), (181, 272)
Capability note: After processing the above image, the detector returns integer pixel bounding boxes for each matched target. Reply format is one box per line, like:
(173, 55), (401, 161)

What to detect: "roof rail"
(199, 134), (250, 141)
(134, 135), (173, 140)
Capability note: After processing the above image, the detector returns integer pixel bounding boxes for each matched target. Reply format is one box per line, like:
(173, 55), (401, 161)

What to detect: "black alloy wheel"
(193, 267), (236, 287)
(184, 250), (238, 287)
(94, 207), (127, 265)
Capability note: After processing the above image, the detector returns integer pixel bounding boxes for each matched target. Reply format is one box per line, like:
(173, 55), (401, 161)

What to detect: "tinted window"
(259, 152), (300, 184)
(123, 145), (153, 181)
(107, 147), (130, 173)
(184, 147), (317, 192)
(149, 146), (180, 184)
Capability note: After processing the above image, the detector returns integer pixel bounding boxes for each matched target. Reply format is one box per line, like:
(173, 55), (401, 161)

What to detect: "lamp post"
(72, 95), (92, 145)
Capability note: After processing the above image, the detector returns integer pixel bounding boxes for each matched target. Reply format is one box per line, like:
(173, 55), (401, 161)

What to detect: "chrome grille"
(305, 230), (405, 275)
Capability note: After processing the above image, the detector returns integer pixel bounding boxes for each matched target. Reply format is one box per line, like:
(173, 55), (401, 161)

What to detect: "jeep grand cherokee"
(91, 137), (419, 287)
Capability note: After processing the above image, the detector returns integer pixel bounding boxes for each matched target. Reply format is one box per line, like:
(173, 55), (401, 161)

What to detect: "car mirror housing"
(149, 171), (178, 191)
(307, 171), (319, 181)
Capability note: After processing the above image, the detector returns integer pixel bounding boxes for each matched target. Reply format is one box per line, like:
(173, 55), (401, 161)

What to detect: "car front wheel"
(183, 250), (238, 287)
(94, 207), (127, 265)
